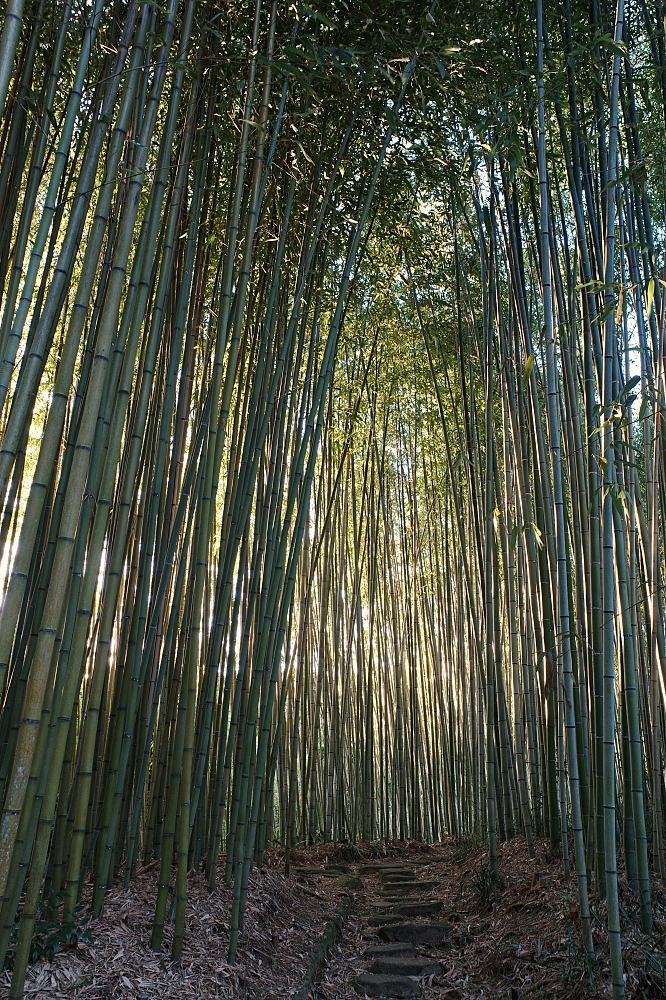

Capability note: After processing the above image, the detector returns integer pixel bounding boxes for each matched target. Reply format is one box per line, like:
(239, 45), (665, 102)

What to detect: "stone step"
(364, 942), (416, 958)
(390, 900), (443, 918)
(376, 876), (417, 884)
(378, 886), (422, 899)
(367, 914), (404, 927)
(379, 892), (439, 903)
(370, 956), (441, 978)
(354, 973), (422, 998)
(379, 921), (452, 946)
(374, 902), (442, 917)
(340, 875), (364, 889)
(381, 880), (438, 892)
(376, 869), (416, 880)
(359, 863), (413, 874)
(379, 881), (422, 896)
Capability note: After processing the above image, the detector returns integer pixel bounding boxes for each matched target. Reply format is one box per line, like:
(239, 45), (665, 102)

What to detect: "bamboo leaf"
(522, 353), (536, 387)
(301, 5), (337, 29)
(432, 54), (446, 79)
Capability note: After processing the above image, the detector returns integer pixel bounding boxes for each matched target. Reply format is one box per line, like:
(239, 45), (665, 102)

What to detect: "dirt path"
(1, 838), (664, 998)
(309, 839), (665, 999)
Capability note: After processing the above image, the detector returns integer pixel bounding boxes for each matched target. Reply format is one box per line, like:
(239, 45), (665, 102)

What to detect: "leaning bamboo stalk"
(0, 0), (180, 908)
(599, 2), (626, 994)
(536, 0), (592, 957)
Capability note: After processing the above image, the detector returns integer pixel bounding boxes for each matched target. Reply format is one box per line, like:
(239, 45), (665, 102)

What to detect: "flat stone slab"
(374, 902), (442, 917)
(379, 884), (421, 897)
(379, 921), (453, 945)
(391, 900), (443, 917)
(368, 914), (405, 926)
(354, 973), (422, 998)
(365, 942), (416, 958)
(382, 880), (438, 892)
(340, 875), (364, 888)
(372, 892), (416, 907)
(370, 956), (441, 977)
(377, 869), (416, 880)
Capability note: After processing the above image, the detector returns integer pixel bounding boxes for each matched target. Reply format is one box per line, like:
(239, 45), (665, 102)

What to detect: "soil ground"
(1, 837), (665, 999)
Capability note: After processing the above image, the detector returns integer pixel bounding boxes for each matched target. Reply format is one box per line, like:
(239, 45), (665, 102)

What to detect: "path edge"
(291, 890), (354, 999)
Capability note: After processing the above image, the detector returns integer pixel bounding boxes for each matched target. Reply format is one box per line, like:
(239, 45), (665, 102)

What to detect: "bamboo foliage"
(0, 0), (663, 994)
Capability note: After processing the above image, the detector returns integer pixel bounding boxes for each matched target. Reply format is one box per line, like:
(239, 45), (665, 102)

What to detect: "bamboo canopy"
(0, 1), (662, 997)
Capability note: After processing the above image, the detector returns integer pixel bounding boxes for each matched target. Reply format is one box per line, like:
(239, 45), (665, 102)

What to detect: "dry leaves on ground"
(0, 855), (345, 1000)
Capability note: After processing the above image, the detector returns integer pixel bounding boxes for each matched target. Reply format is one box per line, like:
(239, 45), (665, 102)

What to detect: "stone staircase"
(351, 860), (453, 998)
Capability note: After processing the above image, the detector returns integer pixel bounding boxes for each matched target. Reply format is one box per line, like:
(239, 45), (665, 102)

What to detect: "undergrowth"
(3, 890), (93, 972)
(472, 860), (499, 910)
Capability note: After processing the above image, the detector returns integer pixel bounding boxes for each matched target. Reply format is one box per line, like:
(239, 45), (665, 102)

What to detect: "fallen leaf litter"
(2, 837), (665, 999)
(0, 850), (344, 999)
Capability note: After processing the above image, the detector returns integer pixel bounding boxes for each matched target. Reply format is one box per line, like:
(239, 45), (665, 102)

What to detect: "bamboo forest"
(0, 0), (665, 997)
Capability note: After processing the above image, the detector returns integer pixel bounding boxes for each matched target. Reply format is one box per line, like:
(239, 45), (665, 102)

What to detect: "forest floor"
(1, 836), (665, 999)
